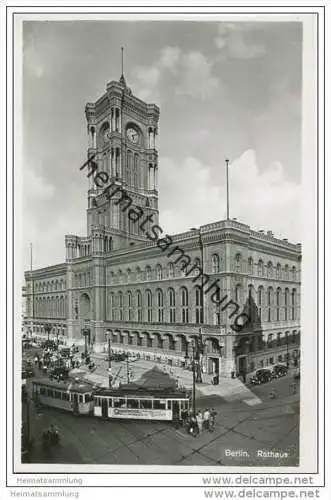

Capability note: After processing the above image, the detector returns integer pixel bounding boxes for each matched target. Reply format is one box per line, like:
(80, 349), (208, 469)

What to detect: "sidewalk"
(90, 352), (262, 406)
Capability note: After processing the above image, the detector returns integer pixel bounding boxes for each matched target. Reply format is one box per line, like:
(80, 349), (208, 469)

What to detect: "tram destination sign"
(108, 408), (173, 420)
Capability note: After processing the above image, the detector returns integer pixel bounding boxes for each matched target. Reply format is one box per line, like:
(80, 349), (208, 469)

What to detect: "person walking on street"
(203, 408), (210, 431)
(210, 408), (217, 432)
(196, 410), (203, 434)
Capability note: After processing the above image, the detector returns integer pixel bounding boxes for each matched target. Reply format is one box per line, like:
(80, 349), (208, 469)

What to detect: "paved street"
(24, 376), (299, 467)
(22, 345), (299, 467)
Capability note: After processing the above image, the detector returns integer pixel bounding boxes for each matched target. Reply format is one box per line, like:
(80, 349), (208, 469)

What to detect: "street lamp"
(105, 329), (112, 388)
(82, 328), (89, 357)
(190, 339), (196, 416)
(44, 323), (52, 343)
(286, 332), (289, 369)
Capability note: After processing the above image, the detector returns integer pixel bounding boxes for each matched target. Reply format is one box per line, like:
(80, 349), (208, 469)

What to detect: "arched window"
(156, 289), (164, 322)
(109, 292), (115, 321)
(168, 288), (176, 323)
(258, 259), (264, 277)
(180, 287), (189, 323)
(276, 287), (281, 321)
(258, 286), (264, 319)
(234, 253), (242, 273)
(127, 269), (132, 283)
(248, 257), (253, 275)
(267, 287), (273, 322)
(168, 262), (174, 278)
(292, 266), (296, 281)
(267, 333), (273, 348)
(235, 284), (242, 305)
(118, 292), (123, 321)
(118, 270), (123, 284)
(133, 154), (139, 189)
(276, 263), (281, 279)
(156, 264), (162, 280)
(145, 266), (152, 281)
(127, 150), (133, 186)
(284, 288), (289, 320)
(146, 290), (152, 322)
(136, 267), (141, 281)
(195, 286), (203, 324)
(284, 265), (289, 280)
(212, 254), (220, 274)
(267, 262), (273, 278)
(127, 291), (133, 321)
(212, 287), (221, 325)
(136, 290), (142, 322)
(291, 289), (296, 320)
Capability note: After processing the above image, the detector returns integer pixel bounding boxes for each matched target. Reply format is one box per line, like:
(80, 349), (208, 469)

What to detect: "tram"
(93, 387), (191, 422)
(31, 378), (95, 415)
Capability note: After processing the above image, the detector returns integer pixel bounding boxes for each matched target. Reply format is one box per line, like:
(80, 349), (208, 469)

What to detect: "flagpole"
(30, 243), (33, 271)
(225, 158), (230, 220)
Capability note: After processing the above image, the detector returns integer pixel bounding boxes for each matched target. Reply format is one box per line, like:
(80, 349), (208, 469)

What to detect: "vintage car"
(250, 368), (273, 385)
(272, 364), (288, 378)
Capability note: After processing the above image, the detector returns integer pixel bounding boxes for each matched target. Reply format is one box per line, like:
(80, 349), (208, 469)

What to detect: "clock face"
(126, 128), (139, 144)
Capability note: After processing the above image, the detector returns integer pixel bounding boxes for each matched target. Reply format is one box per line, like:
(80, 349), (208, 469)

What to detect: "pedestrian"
(203, 408), (210, 431)
(196, 410), (203, 434)
(290, 382), (297, 395)
(210, 408), (217, 432)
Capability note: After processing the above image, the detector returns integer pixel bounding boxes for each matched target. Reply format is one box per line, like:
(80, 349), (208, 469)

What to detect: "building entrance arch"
(79, 293), (91, 345)
(79, 293), (91, 320)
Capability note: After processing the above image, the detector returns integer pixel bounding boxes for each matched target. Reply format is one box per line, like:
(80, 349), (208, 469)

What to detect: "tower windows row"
(126, 151), (140, 189)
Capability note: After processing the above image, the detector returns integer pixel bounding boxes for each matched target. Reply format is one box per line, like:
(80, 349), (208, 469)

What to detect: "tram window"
(114, 398), (126, 408)
(95, 397), (100, 406)
(108, 398), (113, 408)
(39, 387), (46, 396)
(167, 401), (172, 410)
(140, 399), (152, 409)
(154, 400), (166, 410)
(127, 399), (139, 409)
(62, 392), (70, 401)
(79, 395), (84, 403)
(54, 391), (61, 399)
(47, 389), (54, 398)
(85, 394), (92, 402)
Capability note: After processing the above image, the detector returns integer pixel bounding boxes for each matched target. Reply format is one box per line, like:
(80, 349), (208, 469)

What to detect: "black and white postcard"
(2, 3), (329, 500)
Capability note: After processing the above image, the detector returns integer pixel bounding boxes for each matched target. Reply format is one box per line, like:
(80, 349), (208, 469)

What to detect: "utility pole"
(192, 344), (196, 415)
(126, 354), (130, 384)
(30, 243), (33, 271)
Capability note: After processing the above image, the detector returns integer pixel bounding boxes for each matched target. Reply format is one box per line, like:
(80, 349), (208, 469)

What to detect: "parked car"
(104, 353), (127, 362)
(272, 364), (288, 378)
(250, 368), (273, 385)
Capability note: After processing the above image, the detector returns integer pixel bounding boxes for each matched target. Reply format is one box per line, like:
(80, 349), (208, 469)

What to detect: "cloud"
(131, 46), (219, 101)
(24, 168), (55, 200)
(214, 23), (266, 59)
(159, 150), (302, 242)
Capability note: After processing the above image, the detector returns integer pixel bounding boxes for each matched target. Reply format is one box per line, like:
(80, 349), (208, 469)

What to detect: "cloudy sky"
(22, 20), (302, 271)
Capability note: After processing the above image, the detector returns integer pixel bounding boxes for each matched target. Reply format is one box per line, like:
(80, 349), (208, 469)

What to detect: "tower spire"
(119, 47), (127, 87)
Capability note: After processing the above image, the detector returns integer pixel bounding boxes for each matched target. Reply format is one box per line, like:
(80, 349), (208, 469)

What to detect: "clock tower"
(84, 71), (160, 250)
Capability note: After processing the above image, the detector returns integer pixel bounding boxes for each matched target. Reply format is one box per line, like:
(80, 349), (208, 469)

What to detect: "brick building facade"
(23, 73), (301, 378)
